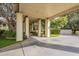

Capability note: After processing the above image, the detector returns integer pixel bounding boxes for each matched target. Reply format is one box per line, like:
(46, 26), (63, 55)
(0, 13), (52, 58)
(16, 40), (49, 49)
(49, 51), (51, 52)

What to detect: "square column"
(38, 19), (41, 37)
(16, 13), (23, 41)
(25, 16), (29, 38)
(45, 19), (50, 37)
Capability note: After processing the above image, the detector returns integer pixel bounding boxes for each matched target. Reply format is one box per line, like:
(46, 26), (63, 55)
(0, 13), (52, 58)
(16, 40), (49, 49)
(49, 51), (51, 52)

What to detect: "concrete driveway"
(0, 35), (79, 56)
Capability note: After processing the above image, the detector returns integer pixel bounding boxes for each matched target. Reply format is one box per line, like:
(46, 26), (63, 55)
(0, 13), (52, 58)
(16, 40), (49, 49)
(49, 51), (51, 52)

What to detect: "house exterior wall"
(60, 29), (72, 35)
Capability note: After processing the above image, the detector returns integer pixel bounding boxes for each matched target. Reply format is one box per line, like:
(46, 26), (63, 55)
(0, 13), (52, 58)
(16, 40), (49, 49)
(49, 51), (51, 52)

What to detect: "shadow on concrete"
(0, 36), (79, 54)
(29, 37), (79, 54)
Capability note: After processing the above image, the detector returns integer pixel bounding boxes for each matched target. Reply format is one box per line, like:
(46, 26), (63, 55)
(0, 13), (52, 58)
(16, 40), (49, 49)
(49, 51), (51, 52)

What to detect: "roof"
(19, 3), (79, 19)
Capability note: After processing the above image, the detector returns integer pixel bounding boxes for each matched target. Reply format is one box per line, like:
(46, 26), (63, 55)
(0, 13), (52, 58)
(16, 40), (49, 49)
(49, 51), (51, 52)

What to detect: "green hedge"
(4, 31), (16, 37)
(30, 32), (38, 36)
(51, 29), (60, 34)
(0, 30), (5, 37)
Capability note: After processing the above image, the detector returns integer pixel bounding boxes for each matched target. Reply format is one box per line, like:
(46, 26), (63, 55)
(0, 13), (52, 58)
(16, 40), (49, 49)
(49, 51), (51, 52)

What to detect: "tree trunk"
(72, 29), (76, 34)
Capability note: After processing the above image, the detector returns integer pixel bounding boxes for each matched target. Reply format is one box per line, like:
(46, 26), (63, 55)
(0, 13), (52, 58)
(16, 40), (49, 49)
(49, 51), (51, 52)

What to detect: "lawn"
(50, 34), (61, 37)
(0, 38), (16, 48)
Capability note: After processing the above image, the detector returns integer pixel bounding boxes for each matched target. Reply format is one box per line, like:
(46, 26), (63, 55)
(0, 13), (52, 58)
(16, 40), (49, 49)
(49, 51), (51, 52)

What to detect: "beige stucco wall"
(19, 3), (79, 19)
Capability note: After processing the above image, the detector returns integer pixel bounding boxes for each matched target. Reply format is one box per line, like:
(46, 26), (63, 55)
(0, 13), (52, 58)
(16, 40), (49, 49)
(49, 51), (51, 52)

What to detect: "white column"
(38, 19), (41, 37)
(45, 19), (50, 37)
(25, 16), (29, 38)
(16, 13), (23, 41)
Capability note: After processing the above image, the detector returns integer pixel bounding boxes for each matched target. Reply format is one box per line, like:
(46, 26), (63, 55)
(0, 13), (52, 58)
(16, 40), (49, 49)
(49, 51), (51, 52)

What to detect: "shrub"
(51, 29), (60, 34)
(0, 30), (5, 37)
(31, 32), (37, 36)
(3, 31), (16, 37)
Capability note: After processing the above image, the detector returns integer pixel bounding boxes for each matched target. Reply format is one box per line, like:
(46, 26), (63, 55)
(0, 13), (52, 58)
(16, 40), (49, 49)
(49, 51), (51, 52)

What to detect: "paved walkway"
(0, 35), (79, 56)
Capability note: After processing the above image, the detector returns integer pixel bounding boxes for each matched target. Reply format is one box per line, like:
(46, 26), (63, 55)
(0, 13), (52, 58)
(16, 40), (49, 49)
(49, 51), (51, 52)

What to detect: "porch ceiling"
(19, 3), (79, 19)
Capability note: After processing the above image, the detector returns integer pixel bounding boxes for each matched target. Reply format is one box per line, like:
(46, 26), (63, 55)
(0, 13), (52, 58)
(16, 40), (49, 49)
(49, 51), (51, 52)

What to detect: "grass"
(0, 34), (60, 48)
(50, 34), (61, 37)
(0, 38), (17, 48)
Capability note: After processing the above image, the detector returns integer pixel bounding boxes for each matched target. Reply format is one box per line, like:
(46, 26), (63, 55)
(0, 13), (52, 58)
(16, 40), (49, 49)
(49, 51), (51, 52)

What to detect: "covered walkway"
(0, 3), (79, 56)
(16, 4), (79, 41)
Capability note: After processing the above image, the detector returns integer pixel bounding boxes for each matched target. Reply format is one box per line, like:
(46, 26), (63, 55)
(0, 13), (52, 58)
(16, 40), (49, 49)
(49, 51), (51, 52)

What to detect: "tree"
(50, 16), (68, 30)
(67, 12), (79, 34)
(0, 3), (16, 32)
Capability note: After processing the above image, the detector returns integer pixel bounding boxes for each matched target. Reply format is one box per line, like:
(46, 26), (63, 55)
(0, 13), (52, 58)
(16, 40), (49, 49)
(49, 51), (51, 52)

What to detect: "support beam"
(25, 16), (29, 38)
(45, 19), (50, 37)
(16, 13), (23, 41)
(38, 19), (41, 37)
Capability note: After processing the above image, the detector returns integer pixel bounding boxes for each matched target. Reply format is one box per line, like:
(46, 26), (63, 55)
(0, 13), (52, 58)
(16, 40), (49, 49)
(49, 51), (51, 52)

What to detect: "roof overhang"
(19, 3), (79, 19)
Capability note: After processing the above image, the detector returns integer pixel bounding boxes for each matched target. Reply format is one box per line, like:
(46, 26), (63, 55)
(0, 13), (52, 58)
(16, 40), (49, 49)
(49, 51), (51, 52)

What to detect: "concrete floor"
(0, 35), (79, 56)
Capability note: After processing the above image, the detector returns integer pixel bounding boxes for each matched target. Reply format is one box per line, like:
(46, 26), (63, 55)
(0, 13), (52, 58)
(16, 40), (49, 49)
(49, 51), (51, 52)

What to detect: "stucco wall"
(60, 29), (72, 35)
